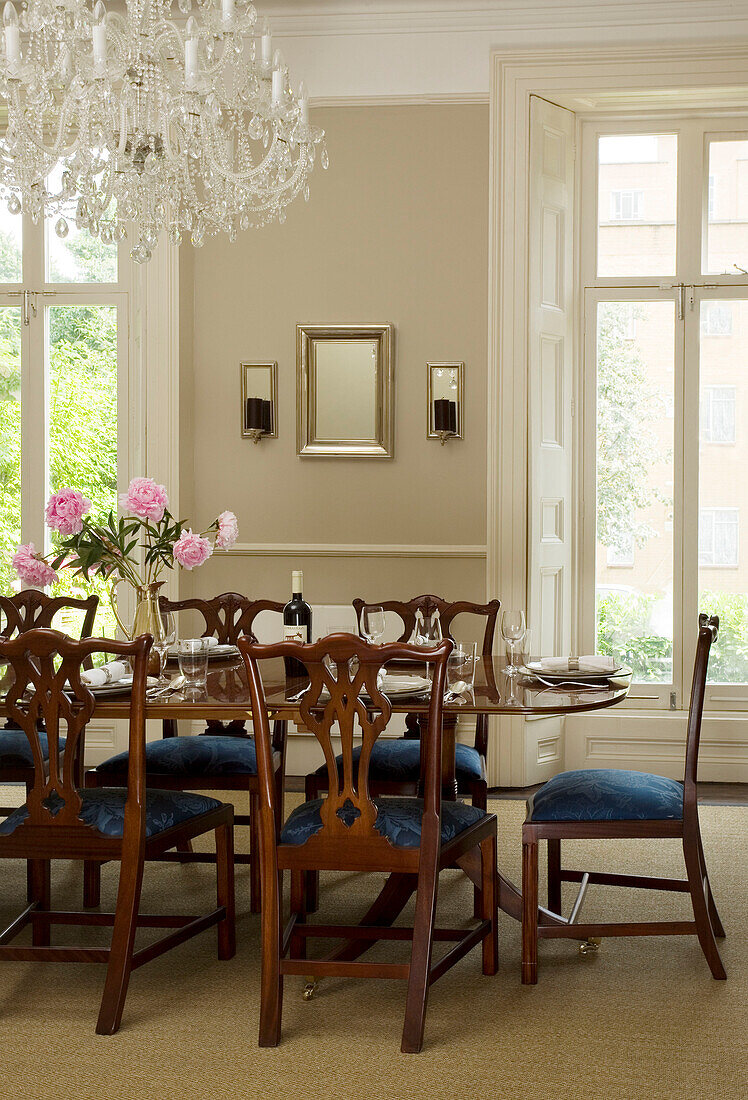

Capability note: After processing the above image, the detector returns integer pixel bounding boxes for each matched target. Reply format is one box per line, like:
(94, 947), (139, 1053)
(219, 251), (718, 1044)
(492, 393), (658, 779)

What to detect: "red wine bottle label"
(283, 624), (308, 644)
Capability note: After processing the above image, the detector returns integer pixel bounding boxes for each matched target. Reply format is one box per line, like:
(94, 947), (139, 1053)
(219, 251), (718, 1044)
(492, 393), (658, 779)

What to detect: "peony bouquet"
(11, 477), (238, 593)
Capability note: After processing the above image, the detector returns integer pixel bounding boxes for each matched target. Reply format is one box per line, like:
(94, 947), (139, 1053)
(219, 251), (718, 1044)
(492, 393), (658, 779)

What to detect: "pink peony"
(45, 488), (91, 535)
(119, 477), (169, 523)
(12, 543), (58, 588)
(215, 510), (239, 549)
(173, 529), (213, 571)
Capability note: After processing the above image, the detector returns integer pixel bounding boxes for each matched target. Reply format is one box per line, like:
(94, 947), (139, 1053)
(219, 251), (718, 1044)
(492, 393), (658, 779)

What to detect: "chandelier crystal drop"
(0, 0), (327, 261)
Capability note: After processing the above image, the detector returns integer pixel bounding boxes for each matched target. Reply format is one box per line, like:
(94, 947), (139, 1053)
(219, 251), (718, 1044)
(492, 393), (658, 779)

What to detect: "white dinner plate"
(83, 676), (160, 696)
(520, 661), (623, 683)
(317, 674), (431, 703)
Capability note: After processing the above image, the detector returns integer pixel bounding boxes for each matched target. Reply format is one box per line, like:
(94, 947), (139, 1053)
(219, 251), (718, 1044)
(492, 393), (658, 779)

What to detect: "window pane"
(595, 301), (675, 681)
(597, 134), (677, 277)
(0, 204), (22, 283)
(45, 166), (117, 283)
(705, 138), (748, 275)
(47, 304), (118, 636)
(0, 306), (22, 594)
(698, 298), (748, 682)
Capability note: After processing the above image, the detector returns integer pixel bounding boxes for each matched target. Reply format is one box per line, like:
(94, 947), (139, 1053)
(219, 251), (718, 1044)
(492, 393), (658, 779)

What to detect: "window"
(0, 207), (128, 637)
(701, 386), (736, 443)
(699, 509), (739, 567)
(610, 189), (643, 221)
(606, 537), (634, 567)
(701, 303), (733, 336)
(583, 119), (748, 702)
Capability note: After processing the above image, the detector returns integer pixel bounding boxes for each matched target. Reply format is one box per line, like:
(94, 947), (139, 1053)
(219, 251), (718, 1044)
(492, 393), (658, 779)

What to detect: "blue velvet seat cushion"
(0, 730), (65, 768)
(95, 735), (258, 777)
(314, 740), (483, 786)
(527, 769), (684, 823)
(0, 787), (222, 838)
(281, 796), (487, 849)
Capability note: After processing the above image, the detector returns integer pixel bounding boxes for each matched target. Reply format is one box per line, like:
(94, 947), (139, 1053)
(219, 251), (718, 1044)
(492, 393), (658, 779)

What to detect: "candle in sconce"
(261, 399), (272, 434)
(433, 398), (451, 433)
(245, 397), (264, 431)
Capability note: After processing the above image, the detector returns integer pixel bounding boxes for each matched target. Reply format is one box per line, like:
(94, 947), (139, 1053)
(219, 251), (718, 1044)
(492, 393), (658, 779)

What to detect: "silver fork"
(532, 674), (612, 692)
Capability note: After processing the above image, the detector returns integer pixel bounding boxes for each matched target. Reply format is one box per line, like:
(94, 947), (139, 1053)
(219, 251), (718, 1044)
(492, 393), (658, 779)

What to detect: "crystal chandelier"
(0, 0), (327, 261)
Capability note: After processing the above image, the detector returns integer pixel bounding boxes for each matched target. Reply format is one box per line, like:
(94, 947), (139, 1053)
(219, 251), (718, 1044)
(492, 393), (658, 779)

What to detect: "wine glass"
(154, 610), (176, 683)
(415, 609), (442, 681)
(501, 609), (526, 675)
(361, 605), (386, 645)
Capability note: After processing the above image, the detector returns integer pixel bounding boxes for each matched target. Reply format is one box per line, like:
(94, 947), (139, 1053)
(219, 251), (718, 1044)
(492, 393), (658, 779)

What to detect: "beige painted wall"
(180, 103), (489, 608)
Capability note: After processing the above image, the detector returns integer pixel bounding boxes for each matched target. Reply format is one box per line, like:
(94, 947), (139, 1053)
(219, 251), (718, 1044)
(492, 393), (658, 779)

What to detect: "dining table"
(81, 651), (631, 929)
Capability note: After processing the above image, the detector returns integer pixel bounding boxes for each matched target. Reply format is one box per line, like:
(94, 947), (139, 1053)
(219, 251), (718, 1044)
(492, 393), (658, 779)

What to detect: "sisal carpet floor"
(0, 793), (745, 1100)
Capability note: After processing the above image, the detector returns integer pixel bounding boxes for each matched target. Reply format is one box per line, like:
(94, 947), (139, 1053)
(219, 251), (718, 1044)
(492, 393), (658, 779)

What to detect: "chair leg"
(304, 772), (321, 913)
(215, 820), (236, 961)
(83, 860), (102, 908)
(173, 838), (194, 862)
(249, 792), (261, 914)
(290, 870), (307, 960)
(401, 860), (439, 1054)
(480, 834), (498, 976)
(683, 830), (726, 980)
(521, 829), (539, 985)
(96, 854), (145, 1035)
(259, 870), (284, 1048)
(472, 782), (488, 918)
(696, 826), (725, 938)
(547, 838), (562, 916)
(30, 859), (51, 948)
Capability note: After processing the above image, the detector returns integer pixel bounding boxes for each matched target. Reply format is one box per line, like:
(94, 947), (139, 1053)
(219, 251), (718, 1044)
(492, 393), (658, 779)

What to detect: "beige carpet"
(0, 792), (745, 1100)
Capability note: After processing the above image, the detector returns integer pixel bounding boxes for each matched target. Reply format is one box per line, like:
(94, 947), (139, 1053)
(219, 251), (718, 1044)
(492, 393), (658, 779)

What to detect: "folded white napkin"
(81, 661), (129, 688)
(203, 637), (219, 649)
(539, 655), (617, 673)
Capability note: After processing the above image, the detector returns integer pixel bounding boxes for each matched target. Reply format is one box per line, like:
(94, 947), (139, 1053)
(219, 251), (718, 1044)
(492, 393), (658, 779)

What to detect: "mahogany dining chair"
(0, 591), (99, 818)
(85, 592), (286, 912)
(240, 632), (498, 1054)
(304, 594), (500, 910)
(521, 614), (726, 984)
(0, 628), (235, 1034)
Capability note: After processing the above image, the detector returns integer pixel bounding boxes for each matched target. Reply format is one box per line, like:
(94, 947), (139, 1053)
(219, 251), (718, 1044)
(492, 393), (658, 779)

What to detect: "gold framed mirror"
(296, 323), (395, 458)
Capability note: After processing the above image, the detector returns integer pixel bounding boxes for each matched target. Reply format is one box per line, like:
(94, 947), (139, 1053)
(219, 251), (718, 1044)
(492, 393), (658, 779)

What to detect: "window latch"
(22, 289), (37, 327)
(669, 691), (677, 711)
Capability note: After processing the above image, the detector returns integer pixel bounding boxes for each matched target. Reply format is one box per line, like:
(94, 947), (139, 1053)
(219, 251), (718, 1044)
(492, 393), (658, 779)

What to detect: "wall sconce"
(427, 362), (464, 445)
(241, 361), (278, 443)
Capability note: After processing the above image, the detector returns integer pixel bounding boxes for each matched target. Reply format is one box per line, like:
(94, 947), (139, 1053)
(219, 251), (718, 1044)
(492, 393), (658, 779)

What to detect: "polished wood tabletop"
(81, 654), (631, 721)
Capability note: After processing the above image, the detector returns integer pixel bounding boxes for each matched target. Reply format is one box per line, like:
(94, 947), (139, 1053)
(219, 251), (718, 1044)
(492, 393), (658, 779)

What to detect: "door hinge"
(669, 691), (677, 711)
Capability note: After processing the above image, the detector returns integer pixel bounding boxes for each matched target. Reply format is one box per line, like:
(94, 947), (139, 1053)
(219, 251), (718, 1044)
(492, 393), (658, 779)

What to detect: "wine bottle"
(283, 570), (312, 683)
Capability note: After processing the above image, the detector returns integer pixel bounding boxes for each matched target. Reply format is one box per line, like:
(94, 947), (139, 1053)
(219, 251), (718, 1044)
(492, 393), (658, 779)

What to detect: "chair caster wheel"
(302, 979), (319, 1001)
(578, 937), (601, 956)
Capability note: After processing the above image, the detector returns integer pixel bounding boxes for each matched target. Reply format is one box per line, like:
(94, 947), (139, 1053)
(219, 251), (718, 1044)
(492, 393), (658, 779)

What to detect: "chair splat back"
(160, 592), (284, 646)
(683, 614), (719, 805)
(0, 628), (151, 832)
(241, 633), (453, 852)
(352, 595), (500, 655)
(0, 591), (98, 640)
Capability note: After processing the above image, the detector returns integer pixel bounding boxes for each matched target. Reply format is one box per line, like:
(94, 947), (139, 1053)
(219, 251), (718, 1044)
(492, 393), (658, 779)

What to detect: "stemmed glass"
(361, 605), (386, 645)
(415, 608), (443, 681)
(501, 609), (526, 676)
(154, 610), (176, 683)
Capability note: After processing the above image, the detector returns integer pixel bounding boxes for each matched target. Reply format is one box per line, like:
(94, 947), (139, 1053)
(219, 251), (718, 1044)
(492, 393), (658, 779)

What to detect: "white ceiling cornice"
(261, 1), (748, 38)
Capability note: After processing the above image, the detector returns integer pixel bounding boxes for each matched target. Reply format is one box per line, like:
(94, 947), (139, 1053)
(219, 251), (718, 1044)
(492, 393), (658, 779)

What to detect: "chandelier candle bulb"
(2, 3), (19, 66)
(92, 3), (107, 68)
(271, 50), (283, 107)
(260, 17), (271, 69)
(299, 82), (309, 125)
(222, 0), (234, 25)
(185, 17), (198, 83)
